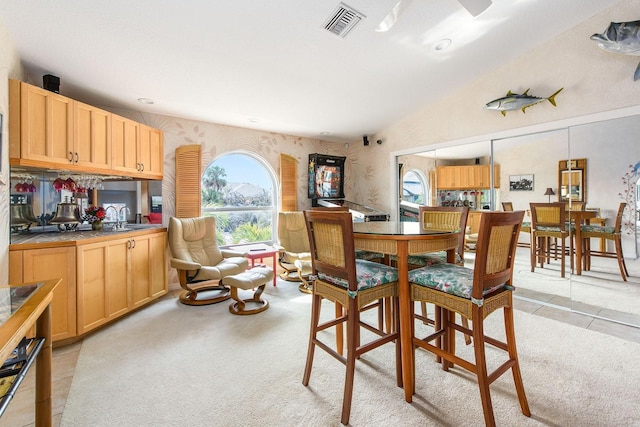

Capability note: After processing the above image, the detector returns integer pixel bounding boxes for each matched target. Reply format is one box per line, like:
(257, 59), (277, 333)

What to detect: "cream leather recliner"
(275, 212), (313, 291)
(169, 216), (249, 305)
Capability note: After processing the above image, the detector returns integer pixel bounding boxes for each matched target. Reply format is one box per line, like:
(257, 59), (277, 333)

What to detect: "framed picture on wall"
(509, 174), (534, 191)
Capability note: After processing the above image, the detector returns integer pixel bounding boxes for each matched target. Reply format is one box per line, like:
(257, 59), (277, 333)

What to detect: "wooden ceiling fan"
(376, 0), (492, 32)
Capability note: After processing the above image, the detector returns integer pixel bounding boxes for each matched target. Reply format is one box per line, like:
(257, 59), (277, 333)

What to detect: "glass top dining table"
(352, 221), (461, 402)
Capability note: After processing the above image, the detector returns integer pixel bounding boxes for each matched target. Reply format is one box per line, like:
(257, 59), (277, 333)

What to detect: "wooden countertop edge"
(10, 228), (167, 251)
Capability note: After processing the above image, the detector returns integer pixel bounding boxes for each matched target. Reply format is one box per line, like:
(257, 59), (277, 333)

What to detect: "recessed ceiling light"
(248, 117), (259, 123)
(435, 38), (452, 51)
(320, 132), (331, 136)
(137, 97), (154, 104)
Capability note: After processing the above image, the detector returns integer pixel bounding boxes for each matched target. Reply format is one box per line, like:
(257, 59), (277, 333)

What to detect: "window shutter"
(280, 154), (297, 211)
(175, 144), (202, 218)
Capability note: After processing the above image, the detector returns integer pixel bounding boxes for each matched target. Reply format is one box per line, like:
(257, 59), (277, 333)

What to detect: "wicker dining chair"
(580, 202), (629, 281)
(530, 202), (572, 278)
(503, 202), (530, 248)
(302, 210), (401, 425)
(408, 211), (530, 427)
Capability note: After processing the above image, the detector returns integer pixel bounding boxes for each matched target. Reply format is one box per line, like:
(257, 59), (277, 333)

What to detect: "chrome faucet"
(118, 206), (130, 229)
(105, 206), (119, 229)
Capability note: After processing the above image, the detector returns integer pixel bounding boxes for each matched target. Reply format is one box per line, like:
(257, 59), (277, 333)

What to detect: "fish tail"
(501, 111), (506, 117)
(634, 62), (640, 81)
(548, 87), (564, 107)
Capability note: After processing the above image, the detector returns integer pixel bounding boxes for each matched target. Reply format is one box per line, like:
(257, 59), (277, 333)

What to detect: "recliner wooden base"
(178, 274), (231, 306)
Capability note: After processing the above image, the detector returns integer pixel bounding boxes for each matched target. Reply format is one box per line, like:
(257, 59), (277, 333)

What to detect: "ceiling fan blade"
(457, 0), (492, 17)
(375, 0), (415, 32)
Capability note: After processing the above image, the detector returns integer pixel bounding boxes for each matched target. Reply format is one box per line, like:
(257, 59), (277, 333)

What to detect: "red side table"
(228, 243), (278, 286)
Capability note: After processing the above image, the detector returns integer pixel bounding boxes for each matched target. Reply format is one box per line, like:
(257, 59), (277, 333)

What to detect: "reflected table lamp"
(544, 187), (555, 202)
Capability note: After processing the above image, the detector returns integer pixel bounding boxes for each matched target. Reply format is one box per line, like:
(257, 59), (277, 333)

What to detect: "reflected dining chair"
(530, 202), (572, 278)
(580, 202), (629, 281)
(408, 211), (530, 427)
(302, 210), (401, 425)
(503, 202), (530, 248)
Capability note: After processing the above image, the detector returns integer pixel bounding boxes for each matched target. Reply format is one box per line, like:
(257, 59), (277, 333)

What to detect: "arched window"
(201, 152), (277, 245)
(402, 169), (428, 205)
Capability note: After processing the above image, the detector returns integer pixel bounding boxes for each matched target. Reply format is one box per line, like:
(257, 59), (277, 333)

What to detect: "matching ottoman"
(222, 267), (273, 315)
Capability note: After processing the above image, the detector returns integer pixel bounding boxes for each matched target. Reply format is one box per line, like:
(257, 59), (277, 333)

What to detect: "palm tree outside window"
(201, 152), (277, 246)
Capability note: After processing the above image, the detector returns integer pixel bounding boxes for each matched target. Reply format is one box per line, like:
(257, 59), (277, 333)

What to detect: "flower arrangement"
(84, 206), (106, 223)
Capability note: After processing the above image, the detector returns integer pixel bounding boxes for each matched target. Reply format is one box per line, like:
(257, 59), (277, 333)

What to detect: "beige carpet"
(60, 282), (640, 426)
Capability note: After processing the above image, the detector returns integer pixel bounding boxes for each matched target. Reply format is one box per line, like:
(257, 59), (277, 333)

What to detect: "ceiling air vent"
(324, 3), (365, 38)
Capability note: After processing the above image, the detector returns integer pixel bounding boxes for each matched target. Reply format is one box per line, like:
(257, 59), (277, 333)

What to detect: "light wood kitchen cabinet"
(111, 114), (140, 175)
(10, 79), (163, 179)
(9, 79), (74, 166)
(74, 100), (112, 170)
(467, 211), (483, 234)
(9, 246), (77, 342)
(436, 165), (500, 189)
(76, 239), (130, 334)
(138, 124), (164, 179)
(76, 232), (167, 334)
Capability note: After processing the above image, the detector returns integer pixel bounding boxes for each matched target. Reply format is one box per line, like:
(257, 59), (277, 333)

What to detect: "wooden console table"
(0, 278), (59, 426)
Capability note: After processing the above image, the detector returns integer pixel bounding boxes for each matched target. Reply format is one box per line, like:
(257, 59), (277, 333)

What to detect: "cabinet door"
(131, 236), (152, 308)
(21, 247), (77, 341)
(468, 212), (482, 234)
(139, 124), (164, 178)
(77, 239), (130, 334)
(74, 101), (111, 170)
(19, 82), (73, 165)
(112, 114), (140, 175)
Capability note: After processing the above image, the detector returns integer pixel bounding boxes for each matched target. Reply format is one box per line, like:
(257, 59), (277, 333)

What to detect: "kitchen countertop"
(10, 224), (166, 249)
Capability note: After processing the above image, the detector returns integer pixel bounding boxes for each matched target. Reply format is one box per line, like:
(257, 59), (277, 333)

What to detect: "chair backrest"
(502, 202), (514, 211)
(304, 210), (357, 291)
(472, 211), (524, 300)
(418, 206), (469, 258)
(277, 211), (311, 253)
(168, 216), (224, 266)
(530, 202), (566, 231)
(613, 202), (627, 233)
(564, 201), (585, 211)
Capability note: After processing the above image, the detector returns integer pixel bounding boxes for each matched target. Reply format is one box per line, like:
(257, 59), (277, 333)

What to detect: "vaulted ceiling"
(0, 0), (620, 142)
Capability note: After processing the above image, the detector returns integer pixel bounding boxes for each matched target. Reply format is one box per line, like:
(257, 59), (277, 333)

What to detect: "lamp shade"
(544, 188), (555, 196)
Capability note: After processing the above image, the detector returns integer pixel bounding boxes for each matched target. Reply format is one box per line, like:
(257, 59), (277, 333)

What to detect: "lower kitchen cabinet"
(9, 246), (77, 342)
(10, 230), (168, 341)
(77, 232), (168, 334)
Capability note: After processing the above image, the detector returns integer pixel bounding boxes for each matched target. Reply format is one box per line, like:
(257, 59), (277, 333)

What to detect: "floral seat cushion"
(408, 263), (505, 300)
(580, 224), (615, 234)
(317, 259), (398, 297)
(406, 251), (463, 267)
(355, 249), (385, 261)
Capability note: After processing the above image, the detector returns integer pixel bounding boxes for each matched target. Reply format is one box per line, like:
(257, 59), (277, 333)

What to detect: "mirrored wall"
(395, 114), (640, 327)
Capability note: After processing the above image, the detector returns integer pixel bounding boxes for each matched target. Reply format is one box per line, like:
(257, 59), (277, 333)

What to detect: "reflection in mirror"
(558, 158), (586, 203)
(395, 115), (640, 328)
(568, 115), (640, 327)
(493, 128), (572, 310)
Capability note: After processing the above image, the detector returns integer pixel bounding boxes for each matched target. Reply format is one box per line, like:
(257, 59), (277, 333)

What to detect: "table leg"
(575, 223), (583, 275)
(397, 241), (414, 402)
(271, 253), (277, 286)
(35, 304), (52, 427)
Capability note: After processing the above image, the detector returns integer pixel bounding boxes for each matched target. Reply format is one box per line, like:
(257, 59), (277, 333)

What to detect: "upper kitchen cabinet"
(139, 124), (164, 179)
(112, 114), (140, 175)
(9, 79), (163, 179)
(112, 117), (163, 179)
(74, 100), (111, 170)
(9, 79), (74, 166)
(436, 165), (499, 189)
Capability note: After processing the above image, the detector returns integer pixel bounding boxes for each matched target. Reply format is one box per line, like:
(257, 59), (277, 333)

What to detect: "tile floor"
(1, 279), (640, 427)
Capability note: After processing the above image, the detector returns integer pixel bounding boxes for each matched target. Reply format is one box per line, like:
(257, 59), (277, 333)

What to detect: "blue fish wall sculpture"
(591, 20), (640, 80)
